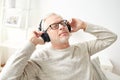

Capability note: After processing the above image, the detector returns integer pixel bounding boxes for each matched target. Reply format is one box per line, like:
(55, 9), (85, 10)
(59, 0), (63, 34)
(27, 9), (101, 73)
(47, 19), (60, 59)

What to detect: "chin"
(60, 36), (69, 43)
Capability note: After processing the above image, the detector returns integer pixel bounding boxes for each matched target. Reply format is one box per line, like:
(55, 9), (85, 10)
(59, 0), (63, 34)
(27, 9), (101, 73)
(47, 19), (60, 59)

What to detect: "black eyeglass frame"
(48, 20), (69, 30)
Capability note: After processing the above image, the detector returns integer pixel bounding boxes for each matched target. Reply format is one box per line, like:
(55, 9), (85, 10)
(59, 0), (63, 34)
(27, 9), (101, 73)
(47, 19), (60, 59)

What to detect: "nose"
(59, 24), (66, 30)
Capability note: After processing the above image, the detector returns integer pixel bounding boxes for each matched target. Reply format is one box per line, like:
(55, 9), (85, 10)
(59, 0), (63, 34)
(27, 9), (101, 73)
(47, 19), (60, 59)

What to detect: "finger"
(68, 18), (77, 28)
(33, 31), (39, 38)
(70, 29), (76, 33)
(33, 31), (43, 38)
(68, 18), (72, 24)
(37, 38), (45, 45)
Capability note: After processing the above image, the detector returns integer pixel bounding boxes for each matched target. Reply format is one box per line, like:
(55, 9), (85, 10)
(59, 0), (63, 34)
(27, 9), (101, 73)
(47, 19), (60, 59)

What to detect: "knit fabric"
(0, 23), (117, 80)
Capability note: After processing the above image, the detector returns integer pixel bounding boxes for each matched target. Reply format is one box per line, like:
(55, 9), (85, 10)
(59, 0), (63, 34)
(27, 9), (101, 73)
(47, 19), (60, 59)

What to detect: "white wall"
(0, 0), (3, 43)
(0, 0), (43, 67)
(39, 0), (120, 75)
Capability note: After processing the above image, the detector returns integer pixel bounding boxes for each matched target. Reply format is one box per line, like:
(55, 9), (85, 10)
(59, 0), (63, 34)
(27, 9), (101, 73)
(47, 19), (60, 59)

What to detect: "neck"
(51, 41), (70, 49)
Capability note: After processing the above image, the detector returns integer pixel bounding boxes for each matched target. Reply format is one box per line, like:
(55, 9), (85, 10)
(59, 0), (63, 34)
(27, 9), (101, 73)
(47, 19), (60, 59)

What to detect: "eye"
(61, 22), (67, 26)
(50, 23), (59, 29)
(60, 20), (68, 26)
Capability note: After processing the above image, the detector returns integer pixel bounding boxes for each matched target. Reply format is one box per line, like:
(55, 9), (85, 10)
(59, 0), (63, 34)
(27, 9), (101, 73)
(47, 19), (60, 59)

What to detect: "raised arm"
(69, 18), (117, 56)
(84, 23), (117, 55)
(0, 31), (44, 80)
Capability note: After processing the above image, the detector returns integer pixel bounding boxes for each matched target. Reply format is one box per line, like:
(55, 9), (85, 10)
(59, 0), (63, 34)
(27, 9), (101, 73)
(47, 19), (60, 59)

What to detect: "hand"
(29, 31), (45, 46)
(68, 18), (86, 32)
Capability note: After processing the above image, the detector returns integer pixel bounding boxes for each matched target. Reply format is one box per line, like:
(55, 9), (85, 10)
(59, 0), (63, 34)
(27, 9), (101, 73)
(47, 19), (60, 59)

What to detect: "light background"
(0, 0), (120, 75)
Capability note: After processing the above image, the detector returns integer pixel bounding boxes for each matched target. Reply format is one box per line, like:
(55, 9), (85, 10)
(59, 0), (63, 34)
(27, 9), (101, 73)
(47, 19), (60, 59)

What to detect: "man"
(0, 13), (117, 80)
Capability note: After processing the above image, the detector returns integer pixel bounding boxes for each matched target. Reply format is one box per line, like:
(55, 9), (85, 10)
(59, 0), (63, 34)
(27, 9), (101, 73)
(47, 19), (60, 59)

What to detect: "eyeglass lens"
(50, 20), (67, 30)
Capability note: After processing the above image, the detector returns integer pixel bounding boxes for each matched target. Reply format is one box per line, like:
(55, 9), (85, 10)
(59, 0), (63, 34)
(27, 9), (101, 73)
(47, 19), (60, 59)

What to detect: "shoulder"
(72, 42), (88, 48)
(30, 45), (51, 59)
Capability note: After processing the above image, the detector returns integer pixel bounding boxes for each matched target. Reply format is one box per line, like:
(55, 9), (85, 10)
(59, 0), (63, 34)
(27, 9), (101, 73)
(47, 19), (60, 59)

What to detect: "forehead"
(44, 14), (63, 25)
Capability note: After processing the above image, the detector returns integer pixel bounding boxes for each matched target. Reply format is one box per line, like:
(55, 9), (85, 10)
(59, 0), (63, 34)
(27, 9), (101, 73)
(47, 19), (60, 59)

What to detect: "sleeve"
(84, 23), (117, 56)
(0, 41), (39, 80)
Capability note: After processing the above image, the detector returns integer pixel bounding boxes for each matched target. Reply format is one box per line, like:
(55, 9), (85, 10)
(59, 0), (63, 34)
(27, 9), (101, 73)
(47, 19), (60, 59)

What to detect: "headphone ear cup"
(67, 23), (71, 32)
(41, 32), (50, 42)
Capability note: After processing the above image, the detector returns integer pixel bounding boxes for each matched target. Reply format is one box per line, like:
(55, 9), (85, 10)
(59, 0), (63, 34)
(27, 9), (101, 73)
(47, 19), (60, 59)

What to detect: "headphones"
(38, 20), (71, 42)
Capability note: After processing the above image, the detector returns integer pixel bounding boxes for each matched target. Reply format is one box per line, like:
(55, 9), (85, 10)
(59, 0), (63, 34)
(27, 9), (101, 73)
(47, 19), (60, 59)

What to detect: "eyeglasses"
(49, 20), (68, 30)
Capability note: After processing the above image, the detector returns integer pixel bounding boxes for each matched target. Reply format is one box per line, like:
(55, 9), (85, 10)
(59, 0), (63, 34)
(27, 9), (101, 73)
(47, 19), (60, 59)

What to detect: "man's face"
(44, 14), (70, 43)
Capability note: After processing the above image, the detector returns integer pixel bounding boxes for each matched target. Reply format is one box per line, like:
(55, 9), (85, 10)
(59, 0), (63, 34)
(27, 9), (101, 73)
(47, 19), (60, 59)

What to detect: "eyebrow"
(50, 20), (65, 25)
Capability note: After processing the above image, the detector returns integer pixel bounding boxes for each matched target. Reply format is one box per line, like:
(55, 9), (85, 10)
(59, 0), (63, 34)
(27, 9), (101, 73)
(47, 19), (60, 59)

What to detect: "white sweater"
(0, 23), (117, 80)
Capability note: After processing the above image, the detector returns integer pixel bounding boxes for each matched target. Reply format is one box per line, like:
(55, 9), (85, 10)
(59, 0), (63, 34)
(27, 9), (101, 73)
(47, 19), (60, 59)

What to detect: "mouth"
(59, 32), (69, 36)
